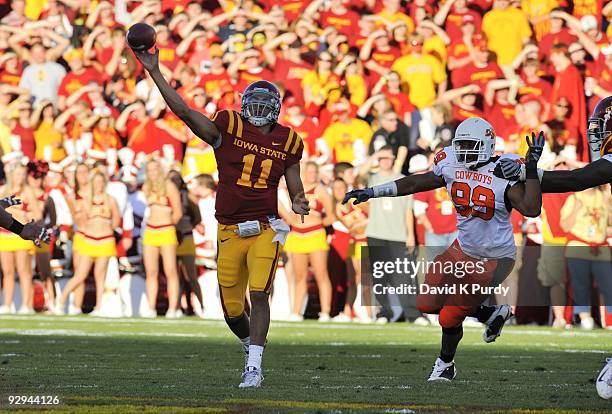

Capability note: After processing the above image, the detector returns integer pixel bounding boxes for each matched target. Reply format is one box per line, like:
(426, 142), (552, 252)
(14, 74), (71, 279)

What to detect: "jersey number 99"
(450, 182), (495, 221)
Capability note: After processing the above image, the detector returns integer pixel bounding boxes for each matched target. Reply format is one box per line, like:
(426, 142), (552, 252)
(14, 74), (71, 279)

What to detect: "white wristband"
(518, 165), (544, 183)
(372, 181), (398, 197)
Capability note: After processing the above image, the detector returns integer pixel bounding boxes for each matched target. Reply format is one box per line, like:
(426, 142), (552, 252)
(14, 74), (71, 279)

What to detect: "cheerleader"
(0, 162), (42, 314)
(281, 162), (335, 321)
(332, 178), (371, 322)
(65, 162), (92, 315)
(27, 161), (57, 311)
(168, 170), (203, 315)
(56, 169), (120, 315)
(142, 159), (182, 318)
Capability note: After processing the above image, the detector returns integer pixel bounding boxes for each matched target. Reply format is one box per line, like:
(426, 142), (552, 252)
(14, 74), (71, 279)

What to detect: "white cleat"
(141, 308), (157, 318)
(412, 316), (430, 326)
(318, 313), (331, 322)
(287, 313), (303, 322)
(331, 313), (352, 323)
(427, 358), (457, 382)
(596, 357), (612, 399)
(54, 299), (65, 315)
(239, 367), (263, 388)
(68, 304), (82, 316)
(17, 307), (35, 315)
(0, 304), (16, 314)
(483, 305), (513, 343)
(552, 318), (567, 329)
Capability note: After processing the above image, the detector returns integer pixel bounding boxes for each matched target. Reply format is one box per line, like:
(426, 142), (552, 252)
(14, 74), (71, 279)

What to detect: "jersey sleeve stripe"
(236, 113), (244, 138)
(291, 134), (302, 155)
(227, 110), (235, 134)
(284, 129), (295, 152)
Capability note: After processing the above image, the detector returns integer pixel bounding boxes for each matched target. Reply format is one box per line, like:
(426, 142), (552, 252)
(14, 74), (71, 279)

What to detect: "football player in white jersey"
(343, 117), (544, 381)
(494, 96), (612, 191)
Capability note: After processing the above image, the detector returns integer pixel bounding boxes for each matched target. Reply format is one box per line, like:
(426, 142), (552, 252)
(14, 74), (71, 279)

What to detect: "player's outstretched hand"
(20, 220), (50, 247)
(133, 48), (159, 72)
(292, 192), (310, 223)
(0, 194), (21, 209)
(493, 158), (523, 181)
(525, 131), (546, 164)
(342, 188), (374, 205)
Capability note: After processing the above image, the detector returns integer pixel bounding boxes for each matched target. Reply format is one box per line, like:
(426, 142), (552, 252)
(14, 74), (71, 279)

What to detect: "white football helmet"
(453, 117), (496, 169)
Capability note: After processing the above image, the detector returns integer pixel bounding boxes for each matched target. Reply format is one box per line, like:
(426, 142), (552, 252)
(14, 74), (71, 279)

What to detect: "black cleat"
(483, 304), (513, 343)
(428, 358), (457, 382)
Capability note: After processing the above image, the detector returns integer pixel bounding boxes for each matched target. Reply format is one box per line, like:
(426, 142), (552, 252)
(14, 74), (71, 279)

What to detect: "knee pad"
(416, 295), (440, 315)
(439, 306), (468, 329)
(223, 299), (245, 318)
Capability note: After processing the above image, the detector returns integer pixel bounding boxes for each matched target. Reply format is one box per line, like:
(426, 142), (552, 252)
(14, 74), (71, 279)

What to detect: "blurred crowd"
(0, 0), (610, 327)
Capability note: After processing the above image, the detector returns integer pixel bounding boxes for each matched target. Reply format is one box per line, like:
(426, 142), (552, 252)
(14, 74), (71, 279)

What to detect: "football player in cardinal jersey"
(133, 49), (309, 388)
(493, 96), (612, 191)
(344, 117), (543, 381)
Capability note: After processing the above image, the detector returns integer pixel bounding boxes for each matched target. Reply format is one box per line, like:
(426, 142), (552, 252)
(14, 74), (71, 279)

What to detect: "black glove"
(525, 131), (546, 164)
(493, 158), (523, 181)
(525, 131), (545, 179)
(342, 188), (375, 205)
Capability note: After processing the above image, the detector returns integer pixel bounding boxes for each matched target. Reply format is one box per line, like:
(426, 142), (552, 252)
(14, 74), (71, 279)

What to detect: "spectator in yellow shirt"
(560, 186), (612, 329)
(391, 34), (447, 109)
(322, 99), (372, 164)
(302, 51), (342, 107)
(376, 0), (415, 34)
(482, 0), (533, 69)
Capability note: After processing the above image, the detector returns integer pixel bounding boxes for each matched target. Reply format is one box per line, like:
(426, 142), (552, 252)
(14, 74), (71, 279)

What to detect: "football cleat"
(596, 357), (612, 399)
(239, 367), (264, 388)
(483, 304), (513, 343)
(428, 358), (457, 382)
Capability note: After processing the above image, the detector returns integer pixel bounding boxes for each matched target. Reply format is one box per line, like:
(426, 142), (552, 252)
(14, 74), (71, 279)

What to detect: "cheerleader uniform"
(284, 186), (329, 254)
(72, 199), (117, 257)
(142, 193), (178, 247)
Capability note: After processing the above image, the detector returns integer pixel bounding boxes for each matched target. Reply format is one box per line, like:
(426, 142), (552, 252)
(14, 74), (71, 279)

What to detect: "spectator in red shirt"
(517, 57), (552, 102)
(360, 29), (401, 84)
(447, 14), (478, 71)
(58, 48), (103, 110)
(545, 96), (581, 153)
(282, 96), (327, 163)
(313, 0), (360, 38)
(371, 71), (415, 125)
(411, 153), (458, 261)
(198, 44), (233, 106)
(263, 33), (313, 103)
(547, 44), (587, 160)
(451, 35), (504, 91)
(484, 79), (518, 139)
(435, 84), (485, 122)
(539, 9), (578, 63)
(227, 48), (274, 92)
(434, 0), (482, 43)
(155, 25), (180, 72)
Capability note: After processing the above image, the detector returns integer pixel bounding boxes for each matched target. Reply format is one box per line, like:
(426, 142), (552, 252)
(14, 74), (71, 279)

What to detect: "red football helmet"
(587, 95), (612, 153)
(240, 80), (281, 127)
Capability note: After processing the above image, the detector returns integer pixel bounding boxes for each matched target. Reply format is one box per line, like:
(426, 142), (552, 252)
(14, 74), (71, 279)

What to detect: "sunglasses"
(555, 103), (569, 108)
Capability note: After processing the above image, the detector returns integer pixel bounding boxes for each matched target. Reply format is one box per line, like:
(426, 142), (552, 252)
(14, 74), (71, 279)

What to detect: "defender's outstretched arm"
(541, 159), (612, 193)
(133, 48), (220, 146)
(342, 172), (445, 205)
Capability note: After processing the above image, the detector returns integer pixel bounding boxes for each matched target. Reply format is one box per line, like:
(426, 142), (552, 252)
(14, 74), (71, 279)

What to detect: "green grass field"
(0, 315), (609, 414)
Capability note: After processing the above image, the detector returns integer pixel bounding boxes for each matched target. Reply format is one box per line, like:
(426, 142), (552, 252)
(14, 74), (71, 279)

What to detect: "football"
(126, 23), (156, 51)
